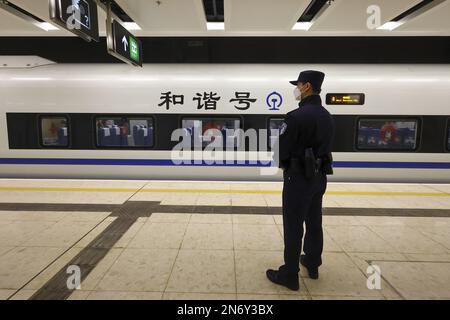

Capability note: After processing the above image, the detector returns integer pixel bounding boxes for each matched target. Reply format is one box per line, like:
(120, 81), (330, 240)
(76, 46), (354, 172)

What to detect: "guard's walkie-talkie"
(322, 153), (334, 175)
(304, 148), (316, 180)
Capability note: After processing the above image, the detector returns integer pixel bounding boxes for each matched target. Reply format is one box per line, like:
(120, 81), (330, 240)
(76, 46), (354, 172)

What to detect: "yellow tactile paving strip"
(0, 186), (449, 197)
(0, 187), (139, 193)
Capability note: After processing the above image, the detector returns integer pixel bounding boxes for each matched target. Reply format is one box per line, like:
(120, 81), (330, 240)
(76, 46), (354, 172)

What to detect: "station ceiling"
(0, 0), (449, 37)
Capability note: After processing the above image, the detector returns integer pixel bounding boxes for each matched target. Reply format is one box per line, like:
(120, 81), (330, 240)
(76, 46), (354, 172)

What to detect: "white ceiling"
(397, 0), (450, 32)
(0, 0), (449, 37)
(116, 0), (206, 31)
(225, 0), (310, 32)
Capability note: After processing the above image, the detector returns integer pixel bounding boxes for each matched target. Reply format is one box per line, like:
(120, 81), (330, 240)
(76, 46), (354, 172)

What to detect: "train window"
(268, 118), (285, 149)
(356, 119), (419, 151)
(181, 117), (241, 149)
(447, 120), (450, 151)
(40, 116), (69, 147)
(95, 117), (154, 148)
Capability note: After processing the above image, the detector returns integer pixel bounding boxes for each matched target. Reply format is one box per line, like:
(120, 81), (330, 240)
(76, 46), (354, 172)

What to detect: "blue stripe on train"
(0, 158), (450, 169)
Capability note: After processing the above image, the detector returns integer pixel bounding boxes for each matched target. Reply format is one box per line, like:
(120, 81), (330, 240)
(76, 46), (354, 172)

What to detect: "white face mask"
(293, 87), (301, 101)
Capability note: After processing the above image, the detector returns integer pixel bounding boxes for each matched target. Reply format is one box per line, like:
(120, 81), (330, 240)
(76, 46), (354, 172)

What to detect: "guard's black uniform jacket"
(279, 94), (334, 169)
(278, 94), (334, 276)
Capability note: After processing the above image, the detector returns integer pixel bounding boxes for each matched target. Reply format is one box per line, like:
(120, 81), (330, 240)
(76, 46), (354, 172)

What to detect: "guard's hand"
(279, 160), (289, 171)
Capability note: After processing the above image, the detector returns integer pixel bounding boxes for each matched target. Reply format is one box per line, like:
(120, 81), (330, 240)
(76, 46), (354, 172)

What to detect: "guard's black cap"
(289, 70), (325, 91)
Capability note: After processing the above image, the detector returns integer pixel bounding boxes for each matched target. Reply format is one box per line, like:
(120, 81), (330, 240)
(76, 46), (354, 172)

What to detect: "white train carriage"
(0, 63), (449, 182)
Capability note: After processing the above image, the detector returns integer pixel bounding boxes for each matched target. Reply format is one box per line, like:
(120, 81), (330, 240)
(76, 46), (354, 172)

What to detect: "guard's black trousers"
(280, 170), (327, 276)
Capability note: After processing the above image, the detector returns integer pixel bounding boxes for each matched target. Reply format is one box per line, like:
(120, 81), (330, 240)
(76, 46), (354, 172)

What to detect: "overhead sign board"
(107, 19), (143, 67)
(49, 0), (99, 42)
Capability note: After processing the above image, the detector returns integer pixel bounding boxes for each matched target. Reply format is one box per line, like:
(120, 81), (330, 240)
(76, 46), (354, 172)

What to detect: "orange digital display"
(326, 93), (365, 105)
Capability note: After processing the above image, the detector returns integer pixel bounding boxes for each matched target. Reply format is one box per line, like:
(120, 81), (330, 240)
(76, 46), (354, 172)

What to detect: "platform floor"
(0, 179), (449, 300)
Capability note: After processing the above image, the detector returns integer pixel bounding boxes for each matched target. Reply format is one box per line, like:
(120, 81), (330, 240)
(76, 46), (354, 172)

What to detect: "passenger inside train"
(357, 119), (418, 150)
(41, 117), (68, 147)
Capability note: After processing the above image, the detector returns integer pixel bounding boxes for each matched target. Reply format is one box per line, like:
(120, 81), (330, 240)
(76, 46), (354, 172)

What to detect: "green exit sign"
(108, 20), (143, 67)
(129, 36), (139, 63)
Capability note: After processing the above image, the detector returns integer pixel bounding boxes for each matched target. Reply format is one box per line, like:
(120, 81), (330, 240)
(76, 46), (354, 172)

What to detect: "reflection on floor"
(0, 179), (449, 300)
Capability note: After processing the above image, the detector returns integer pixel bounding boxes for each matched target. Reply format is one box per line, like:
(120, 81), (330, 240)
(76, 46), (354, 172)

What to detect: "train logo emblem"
(266, 91), (283, 111)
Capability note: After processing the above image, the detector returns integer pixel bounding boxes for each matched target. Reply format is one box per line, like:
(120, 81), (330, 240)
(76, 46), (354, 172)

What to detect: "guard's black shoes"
(266, 269), (299, 291)
(300, 255), (319, 279)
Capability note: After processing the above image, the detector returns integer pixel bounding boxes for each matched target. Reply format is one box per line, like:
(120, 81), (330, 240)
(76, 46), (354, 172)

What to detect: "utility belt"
(286, 148), (333, 179)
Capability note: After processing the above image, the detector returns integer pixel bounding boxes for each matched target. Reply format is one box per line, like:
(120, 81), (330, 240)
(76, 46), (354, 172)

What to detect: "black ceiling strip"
(203, 0), (224, 22)
(391, 0), (434, 22)
(298, 0), (329, 22)
(0, 36), (449, 64)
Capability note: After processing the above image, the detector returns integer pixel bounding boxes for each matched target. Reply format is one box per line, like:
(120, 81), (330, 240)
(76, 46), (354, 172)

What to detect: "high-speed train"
(0, 63), (449, 182)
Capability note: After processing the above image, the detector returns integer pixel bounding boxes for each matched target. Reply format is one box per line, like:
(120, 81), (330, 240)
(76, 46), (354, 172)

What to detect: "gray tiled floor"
(0, 179), (449, 300)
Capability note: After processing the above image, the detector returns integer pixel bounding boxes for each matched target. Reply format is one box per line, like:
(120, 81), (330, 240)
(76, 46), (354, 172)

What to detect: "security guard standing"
(267, 70), (334, 291)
